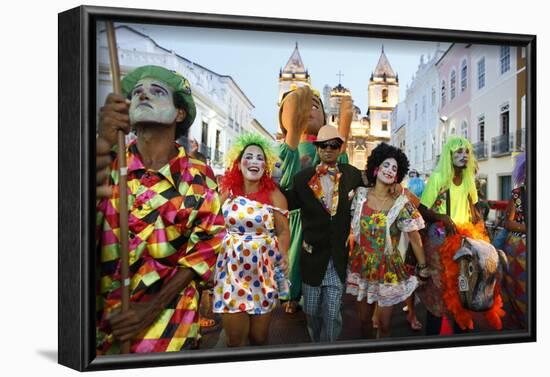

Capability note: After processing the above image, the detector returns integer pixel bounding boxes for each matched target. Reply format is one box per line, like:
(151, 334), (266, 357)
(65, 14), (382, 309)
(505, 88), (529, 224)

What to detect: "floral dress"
(502, 186), (527, 329)
(213, 195), (288, 315)
(346, 188), (425, 307)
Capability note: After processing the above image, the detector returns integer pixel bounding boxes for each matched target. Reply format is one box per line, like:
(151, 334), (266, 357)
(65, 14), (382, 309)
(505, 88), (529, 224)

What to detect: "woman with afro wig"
(346, 143), (429, 338)
(212, 133), (290, 347)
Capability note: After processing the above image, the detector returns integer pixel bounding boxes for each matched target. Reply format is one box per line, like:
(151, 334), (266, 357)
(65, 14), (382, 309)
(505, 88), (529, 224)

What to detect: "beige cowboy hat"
(314, 125), (345, 144)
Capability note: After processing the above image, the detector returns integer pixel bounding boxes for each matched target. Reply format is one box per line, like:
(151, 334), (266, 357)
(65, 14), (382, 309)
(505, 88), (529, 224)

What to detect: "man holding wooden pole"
(95, 65), (225, 354)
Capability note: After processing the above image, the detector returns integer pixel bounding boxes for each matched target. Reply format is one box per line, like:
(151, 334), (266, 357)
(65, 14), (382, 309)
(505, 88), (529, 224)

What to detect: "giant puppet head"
(278, 84), (327, 138)
(121, 65), (197, 139)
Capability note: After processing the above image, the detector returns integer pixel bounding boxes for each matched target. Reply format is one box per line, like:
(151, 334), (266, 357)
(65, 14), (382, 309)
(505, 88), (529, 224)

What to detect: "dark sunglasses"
(318, 141), (342, 150)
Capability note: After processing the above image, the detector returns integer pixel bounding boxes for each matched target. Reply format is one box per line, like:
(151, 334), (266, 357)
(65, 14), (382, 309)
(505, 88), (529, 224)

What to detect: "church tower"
(277, 42), (312, 138)
(278, 42), (311, 101)
(345, 46), (399, 170)
(367, 45), (399, 140)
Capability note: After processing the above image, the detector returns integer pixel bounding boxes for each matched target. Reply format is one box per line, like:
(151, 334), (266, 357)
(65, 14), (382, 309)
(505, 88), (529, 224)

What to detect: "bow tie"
(316, 164), (338, 177)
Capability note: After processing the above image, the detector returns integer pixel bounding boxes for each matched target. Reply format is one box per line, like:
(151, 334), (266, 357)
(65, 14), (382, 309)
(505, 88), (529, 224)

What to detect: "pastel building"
(403, 45), (446, 175)
(469, 44), (520, 202)
(435, 43), (473, 157)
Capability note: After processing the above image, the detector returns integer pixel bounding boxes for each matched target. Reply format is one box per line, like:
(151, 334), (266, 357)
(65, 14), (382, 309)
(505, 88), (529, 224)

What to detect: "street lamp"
(440, 115), (448, 123)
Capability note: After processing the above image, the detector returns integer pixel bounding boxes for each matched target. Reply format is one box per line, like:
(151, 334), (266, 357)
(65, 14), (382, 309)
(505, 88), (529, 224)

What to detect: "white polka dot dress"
(213, 195), (286, 315)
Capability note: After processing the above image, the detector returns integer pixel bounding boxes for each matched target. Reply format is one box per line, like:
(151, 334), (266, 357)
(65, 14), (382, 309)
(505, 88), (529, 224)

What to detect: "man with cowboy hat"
(95, 65), (225, 354)
(284, 125), (363, 342)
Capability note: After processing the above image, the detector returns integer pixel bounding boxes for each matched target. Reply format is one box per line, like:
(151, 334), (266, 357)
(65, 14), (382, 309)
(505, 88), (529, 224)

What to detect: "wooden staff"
(105, 21), (131, 355)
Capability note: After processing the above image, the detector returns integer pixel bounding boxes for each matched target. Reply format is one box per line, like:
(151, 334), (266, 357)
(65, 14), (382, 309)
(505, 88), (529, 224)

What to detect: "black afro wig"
(365, 142), (409, 186)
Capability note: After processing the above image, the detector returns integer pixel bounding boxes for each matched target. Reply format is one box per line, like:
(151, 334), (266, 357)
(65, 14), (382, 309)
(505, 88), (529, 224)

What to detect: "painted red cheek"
(259, 162), (265, 168)
(242, 160), (249, 167)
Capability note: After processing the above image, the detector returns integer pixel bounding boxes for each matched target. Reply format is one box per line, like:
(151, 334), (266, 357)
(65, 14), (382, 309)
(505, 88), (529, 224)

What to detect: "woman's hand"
(278, 253), (289, 275)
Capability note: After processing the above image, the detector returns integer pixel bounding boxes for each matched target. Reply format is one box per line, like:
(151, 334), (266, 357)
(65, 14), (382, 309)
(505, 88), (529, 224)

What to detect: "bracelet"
(415, 264), (430, 281)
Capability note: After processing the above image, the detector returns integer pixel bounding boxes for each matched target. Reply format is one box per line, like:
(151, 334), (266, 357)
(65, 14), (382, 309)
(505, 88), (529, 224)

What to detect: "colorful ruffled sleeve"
(177, 165), (226, 283)
(397, 201), (425, 233)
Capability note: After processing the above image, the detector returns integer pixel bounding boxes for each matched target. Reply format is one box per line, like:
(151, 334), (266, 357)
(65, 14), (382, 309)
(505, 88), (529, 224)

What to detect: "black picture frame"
(58, 5), (536, 372)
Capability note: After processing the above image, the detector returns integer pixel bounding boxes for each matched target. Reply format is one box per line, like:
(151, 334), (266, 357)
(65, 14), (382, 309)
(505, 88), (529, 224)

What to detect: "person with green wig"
(277, 84), (353, 314)
(416, 135), (484, 335)
(95, 65), (225, 354)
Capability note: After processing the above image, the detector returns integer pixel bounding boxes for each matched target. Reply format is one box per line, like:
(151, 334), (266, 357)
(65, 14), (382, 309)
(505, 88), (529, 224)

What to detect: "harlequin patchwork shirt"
(96, 141), (225, 354)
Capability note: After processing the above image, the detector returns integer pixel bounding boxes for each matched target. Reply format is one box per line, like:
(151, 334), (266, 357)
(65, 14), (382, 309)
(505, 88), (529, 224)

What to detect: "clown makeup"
(129, 78), (178, 126)
(452, 147), (469, 168)
(377, 158), (398, 185)
(240, 145), (266, 182)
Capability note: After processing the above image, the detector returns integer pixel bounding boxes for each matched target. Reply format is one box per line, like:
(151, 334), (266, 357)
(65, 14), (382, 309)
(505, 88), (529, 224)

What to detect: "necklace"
(369, 192), (391, 211)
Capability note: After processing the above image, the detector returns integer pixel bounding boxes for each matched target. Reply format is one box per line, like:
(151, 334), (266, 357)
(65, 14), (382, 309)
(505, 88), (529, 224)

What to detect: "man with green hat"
(95, 65), (225, 354)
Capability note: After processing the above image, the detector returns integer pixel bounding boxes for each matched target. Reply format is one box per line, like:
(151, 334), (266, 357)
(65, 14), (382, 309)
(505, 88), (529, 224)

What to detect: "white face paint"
(129, 78), (178, 126)
(240, 145), (266, 182)
(377, 158), (398, 184)
(452, 147), (469, 168)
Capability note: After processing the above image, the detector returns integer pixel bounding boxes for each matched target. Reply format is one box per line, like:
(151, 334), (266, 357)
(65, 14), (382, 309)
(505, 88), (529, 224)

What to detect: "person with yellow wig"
(416, 136), (505, 334)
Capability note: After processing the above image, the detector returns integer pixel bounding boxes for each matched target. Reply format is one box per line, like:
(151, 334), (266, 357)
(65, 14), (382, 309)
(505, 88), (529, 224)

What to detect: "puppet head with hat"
(278, 83), (327, 138)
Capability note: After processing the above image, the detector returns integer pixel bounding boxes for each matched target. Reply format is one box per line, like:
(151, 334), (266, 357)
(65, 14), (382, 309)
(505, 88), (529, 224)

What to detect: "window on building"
(382, 120), (388, 131)
(408, 110), (411, 124)
(414, 103), (418, 120)
(201, 121), (209, 145)
(461, 60), (468, 92)
(501, 104), (510, 135)
(215, 130), (221, 160)
(441, 80), (446, 107)
(500, 46), (511, 74)
(450, 70), (457, 100)
(451, 127), (456, 135)
(478, 115), (485, 142)
(431, 87), (436, 106)
(461, 120), (468, 138)
(499, 175), (512, 200)
(478, 58), (486, 89)
(228, 117), (234, 129)
(382, 88), (388, 103)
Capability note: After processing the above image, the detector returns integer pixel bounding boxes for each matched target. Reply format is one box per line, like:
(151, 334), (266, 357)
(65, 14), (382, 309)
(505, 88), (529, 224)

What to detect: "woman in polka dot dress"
(214, 134), (290, 347)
